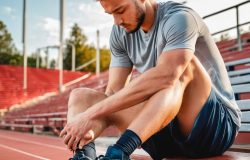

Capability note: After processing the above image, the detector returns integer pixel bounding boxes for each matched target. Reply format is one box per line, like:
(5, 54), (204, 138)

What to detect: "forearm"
(86, 50), (193, 120)
(86, 66), (176, 119)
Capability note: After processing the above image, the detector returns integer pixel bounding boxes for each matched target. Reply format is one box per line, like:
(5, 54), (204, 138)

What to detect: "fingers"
(72, 137), (81, 151)
(68, 136), (76, 150)
(63, 134), (71, 146)
(60, 128), (67, 138)
(60, 124), (95, 151)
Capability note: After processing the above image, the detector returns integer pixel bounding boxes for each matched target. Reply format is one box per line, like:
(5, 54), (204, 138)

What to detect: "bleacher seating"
(225, 58), (250, 153)
(217, 32), (250, 53)
(0, 65), (90, 112)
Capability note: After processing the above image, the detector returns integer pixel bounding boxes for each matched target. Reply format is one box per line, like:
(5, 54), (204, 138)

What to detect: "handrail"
(203, 0), (250, 51)
(203, 1), (250, 19)
(211, 21), (250, 36)
(63, 72), (91, 88)
(76, 58), (96, 71)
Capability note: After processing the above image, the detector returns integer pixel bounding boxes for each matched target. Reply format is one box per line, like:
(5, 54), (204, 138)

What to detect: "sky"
(0, 0), (250, 59)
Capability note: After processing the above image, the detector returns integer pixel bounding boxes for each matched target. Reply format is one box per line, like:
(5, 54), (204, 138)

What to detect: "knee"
(68, 88), (106, 109)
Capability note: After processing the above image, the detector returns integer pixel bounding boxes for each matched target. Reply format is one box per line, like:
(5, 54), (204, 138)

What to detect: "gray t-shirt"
(109, 1), (241, 129)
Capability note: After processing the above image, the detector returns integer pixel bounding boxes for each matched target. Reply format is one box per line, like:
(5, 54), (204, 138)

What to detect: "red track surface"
(0, 130), (72, 160)
(0, 130), (250, 160)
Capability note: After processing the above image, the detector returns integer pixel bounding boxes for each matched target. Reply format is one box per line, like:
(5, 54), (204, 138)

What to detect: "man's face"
(100, 0), (145, 33)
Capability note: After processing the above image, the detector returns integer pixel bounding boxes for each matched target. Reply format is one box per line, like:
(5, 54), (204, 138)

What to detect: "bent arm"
(86, 49), (194, 119)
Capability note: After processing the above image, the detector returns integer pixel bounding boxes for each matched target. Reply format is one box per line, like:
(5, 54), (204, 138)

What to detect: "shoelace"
(95, 155), (104, 160)
(95, 155), (111, 160)
(68, 149), (86, 160)
(95, 155), (123, 160)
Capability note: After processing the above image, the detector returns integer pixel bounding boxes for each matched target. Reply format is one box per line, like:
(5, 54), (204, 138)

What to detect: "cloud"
(2, 6), (16, 19)
(42, 18), (59, 37)
(34, 17), (60, 48)
(66, 1), (113, 47)
(3, 6), (14, 14)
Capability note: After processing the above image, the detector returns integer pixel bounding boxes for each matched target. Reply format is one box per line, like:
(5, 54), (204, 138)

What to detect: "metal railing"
(203, 0), (250, 51)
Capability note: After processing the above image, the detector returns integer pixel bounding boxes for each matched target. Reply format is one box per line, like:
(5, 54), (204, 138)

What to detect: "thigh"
(141, 89), (237, 159)
(173, 89), (237, 158)
(176, 56), (212, 136)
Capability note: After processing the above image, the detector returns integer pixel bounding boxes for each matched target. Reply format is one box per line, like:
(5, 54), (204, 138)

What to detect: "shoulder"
(160, 11), (197, 29)
(157, 2), (202, 32)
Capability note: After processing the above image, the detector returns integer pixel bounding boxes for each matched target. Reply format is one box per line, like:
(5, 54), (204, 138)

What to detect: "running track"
(0, 130), (74, 160)
(0, 130), (144, 160)
(0, 130), (250, 160)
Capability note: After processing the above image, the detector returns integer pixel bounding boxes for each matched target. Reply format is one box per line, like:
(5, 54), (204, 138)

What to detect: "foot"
(69, 149), (93, 160)
(97, 146), (130, 160)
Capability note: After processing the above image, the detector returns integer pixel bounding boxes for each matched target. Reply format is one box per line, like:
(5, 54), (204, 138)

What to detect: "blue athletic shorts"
(141, 88), (237, 159)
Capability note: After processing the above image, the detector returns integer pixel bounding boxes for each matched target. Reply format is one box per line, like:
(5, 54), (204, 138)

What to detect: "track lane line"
(0, 134), (107, 154)
(0, 144), (50, 160)
(0, 135), (66, 150)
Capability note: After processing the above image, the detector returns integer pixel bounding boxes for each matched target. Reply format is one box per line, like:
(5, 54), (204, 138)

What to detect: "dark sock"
(114, 129), (142, 156)
(82, 142), (96, 159)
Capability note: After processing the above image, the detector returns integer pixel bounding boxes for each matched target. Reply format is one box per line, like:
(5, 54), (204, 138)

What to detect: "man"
(60, 0), (241, 159)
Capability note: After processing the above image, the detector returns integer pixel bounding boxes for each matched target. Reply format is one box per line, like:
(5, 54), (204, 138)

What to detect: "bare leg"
(127, 57), (212, 142)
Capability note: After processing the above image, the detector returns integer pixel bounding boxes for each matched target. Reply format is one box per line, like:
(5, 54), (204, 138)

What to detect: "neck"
(141, 0), (157, 32)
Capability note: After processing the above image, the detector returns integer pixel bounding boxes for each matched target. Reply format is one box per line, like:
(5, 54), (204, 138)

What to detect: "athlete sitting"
(60, 0), (241, 159)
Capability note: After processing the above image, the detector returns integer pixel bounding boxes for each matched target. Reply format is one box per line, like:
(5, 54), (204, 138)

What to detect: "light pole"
(59, 0), (65, 93)
(22, 0), (28, 91)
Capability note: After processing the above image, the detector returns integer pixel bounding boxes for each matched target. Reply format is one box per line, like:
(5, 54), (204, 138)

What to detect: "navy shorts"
(141, 89), (237, 159)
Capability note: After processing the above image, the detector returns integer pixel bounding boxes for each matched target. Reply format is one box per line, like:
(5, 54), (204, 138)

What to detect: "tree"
(0, 52), (39, 67)
(64, 23), (111, 72)
(50, 59), (56, 69)
(64, 23), (88, 70)
(0, 20), (18, 55)
(100, 47), (111, 72)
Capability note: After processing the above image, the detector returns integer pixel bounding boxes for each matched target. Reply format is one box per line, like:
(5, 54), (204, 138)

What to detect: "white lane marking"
(0, 135), (108, 154)
(0, 144), (50, 160)
(0, 135), (66, 150)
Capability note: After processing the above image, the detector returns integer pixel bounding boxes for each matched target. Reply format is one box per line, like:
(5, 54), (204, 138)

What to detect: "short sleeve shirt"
(109, 1), (241, 129)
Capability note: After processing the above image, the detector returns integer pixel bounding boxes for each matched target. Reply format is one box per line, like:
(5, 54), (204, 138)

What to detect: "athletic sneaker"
(69, 149), (93, 160)
(96, 146), (130, 160)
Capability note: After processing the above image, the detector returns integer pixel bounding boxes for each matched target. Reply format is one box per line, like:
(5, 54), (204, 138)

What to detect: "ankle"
(114, 129), (142, 156)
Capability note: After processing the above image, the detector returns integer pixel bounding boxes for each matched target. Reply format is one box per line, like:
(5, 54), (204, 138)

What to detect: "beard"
(126, 0), (145, 33)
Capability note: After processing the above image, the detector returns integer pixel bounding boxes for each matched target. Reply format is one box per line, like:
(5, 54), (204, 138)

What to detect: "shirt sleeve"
(161, 11), (199, 53)
(109, 26), (133, 68)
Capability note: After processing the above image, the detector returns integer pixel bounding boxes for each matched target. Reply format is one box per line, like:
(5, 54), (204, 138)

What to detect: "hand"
(59, 112), (95, 151)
